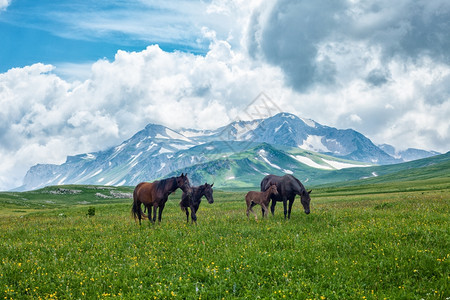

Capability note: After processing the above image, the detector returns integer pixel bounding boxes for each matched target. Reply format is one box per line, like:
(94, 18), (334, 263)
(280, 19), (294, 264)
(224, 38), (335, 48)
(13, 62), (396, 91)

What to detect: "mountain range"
(18, 113), (441, 191)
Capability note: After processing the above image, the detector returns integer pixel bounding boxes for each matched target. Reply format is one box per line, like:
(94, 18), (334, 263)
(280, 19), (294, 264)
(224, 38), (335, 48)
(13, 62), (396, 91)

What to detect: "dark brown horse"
(180, 183), (214, 223)
(245, 184), (278, 220)
(260, 174), (311, 219)
(132, 173), (191, 224)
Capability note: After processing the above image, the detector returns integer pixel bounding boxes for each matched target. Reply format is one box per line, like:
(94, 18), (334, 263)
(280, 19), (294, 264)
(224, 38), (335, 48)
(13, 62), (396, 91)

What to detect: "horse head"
(177, 173), (192, 195)
(269, 184), (278, 196)
(204, 183), (214, 204)
(301, 190), (312, 214)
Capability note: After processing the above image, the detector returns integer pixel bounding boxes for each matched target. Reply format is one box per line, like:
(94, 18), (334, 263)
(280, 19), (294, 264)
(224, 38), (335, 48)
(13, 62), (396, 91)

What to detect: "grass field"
(1, 178), (449, 299)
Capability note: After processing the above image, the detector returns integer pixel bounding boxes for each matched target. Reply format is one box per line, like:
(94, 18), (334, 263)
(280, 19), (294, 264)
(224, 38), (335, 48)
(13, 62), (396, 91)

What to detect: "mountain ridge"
(18, 112), (441, 191)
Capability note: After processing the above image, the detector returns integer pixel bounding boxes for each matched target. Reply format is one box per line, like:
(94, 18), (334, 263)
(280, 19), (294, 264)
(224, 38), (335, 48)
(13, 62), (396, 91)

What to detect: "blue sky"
(1, 0), (450, 190)
(1, 0), (211, 73)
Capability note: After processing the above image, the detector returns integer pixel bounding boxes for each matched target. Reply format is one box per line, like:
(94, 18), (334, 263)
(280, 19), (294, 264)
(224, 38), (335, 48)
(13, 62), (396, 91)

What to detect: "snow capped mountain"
(214, 113), (399, 164)
(378, 144), (440, 162)
(19, 112), (440, 191)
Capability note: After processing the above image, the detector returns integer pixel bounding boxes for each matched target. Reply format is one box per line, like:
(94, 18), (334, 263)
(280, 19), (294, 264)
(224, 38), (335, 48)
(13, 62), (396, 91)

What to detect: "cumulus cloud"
(0, 39), (288, 190)
(1, 0), (449, 190)
(0, 0), (11, 11)
(247, 0), (450, 92)
(244, 0), (450, 151)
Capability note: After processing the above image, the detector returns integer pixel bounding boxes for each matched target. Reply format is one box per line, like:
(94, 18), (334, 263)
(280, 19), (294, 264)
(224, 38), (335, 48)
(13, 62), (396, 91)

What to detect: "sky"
(1, 0), (449, 190)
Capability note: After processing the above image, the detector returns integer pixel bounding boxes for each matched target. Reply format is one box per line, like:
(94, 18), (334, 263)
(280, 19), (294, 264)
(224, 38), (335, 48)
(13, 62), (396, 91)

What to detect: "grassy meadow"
(0, 178), (449, 299)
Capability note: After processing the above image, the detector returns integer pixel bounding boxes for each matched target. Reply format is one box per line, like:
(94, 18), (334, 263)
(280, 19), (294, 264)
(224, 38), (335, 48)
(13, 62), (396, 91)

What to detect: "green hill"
(316, 151), (450, 187)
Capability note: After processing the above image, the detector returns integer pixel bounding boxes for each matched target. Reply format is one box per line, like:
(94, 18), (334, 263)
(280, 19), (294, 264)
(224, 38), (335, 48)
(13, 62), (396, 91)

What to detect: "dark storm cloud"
(247, 0), (450, 92)
(346, 1), (450, 63)
(247, 0), (345, 91)
(365, 68), (391, 87)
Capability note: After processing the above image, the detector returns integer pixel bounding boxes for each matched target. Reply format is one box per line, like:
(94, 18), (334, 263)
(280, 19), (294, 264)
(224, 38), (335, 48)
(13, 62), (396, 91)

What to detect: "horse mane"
(191, 185), (206, 201)
(156, 176), (177, 193)
(289, 175), (306, 194)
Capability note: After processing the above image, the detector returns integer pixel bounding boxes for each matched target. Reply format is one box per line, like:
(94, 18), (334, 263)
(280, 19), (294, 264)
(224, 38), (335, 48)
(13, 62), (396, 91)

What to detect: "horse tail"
(180, 202), (187, 213)
(131, 183), (147, 220)
(180, 193), (187, 213)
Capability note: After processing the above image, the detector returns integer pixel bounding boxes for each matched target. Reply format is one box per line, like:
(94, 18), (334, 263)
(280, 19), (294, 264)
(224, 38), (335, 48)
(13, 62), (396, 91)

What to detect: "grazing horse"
(260, 174), (311, 219)
(132, 173), (191, 224)
(246, 184), (278, 220)
(180, 183), (214, 223)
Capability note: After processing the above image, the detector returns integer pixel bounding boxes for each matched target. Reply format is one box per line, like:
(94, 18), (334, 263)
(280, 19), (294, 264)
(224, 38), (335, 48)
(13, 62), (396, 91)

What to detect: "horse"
(245, 184), (278, 220)
(180, 183), (214, 223)
(260, 174), (311, 219)
(132, 173), (191, 224)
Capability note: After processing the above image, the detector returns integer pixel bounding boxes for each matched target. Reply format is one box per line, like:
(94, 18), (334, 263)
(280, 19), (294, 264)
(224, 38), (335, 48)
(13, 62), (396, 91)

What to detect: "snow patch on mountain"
(300, 118), (316, 128)
(114, 143), (127, 153)
(258, 149), (281, 170)
(274, 121), (288, 133)
(58, 176), (67, 185)
(321, 159), (372, 170)
(299, 135), (329, 152)
(83, 153), (96, 160)
(291, 155), (332, 170)
(147, 142), (157, 151)
(158, 148), (171, 154)
(92, 169), (102, 176)
(157, 163), (166, 172)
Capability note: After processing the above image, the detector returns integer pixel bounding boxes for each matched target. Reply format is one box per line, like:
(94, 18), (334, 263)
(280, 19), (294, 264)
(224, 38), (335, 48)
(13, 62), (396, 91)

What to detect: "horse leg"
(152, 205), (157, 223)
(185, 206), (190, 223)
(262, 200), (270, 217)
(282, 198), (288, 220)
(261, 203), (269, 218)
(249, 202), (258, 220)
(288, 198), (294, 219)
(158, 203), (166, 223)
(189, 204), (197, 224)
(270, 200), (277, 216)
(143, 204), (150, 223)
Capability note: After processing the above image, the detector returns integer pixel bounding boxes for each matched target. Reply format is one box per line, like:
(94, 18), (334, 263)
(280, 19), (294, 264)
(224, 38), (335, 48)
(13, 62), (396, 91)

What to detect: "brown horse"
(245, 184), (278, 220)
(132, 173), (191, 224)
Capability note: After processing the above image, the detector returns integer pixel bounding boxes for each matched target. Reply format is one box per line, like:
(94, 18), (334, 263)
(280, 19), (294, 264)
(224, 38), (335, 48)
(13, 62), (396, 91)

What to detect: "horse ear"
(211, 183), (214, 187)
(181, 173), (184, 177)
(308, 190), (312, 194)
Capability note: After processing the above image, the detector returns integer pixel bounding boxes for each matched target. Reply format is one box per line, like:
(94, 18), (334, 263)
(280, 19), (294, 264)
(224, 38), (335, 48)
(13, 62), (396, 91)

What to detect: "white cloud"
(0, 0), (449, 191)
(0, 0), (11, 11)
(0, 38), (288, 190)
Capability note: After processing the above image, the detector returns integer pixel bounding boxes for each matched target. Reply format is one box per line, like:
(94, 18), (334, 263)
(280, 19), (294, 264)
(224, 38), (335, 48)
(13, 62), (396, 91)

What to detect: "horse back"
(134, 182), (157, 205)
(245, 191), (260, 202)
(260, 175), (280, 191)
(261, 174), (304, 201)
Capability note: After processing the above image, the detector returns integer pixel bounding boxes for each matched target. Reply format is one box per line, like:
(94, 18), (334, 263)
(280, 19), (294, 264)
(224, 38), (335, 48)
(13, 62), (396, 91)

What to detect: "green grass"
(1, 180), (449, 299)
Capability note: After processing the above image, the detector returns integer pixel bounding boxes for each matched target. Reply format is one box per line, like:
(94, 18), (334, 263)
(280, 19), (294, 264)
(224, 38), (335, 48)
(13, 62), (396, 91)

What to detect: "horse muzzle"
(304, 210), (310, 215)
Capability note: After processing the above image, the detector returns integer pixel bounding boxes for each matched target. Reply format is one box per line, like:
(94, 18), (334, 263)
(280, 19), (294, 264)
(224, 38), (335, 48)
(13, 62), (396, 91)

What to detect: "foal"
(245, 184), (278, 220)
